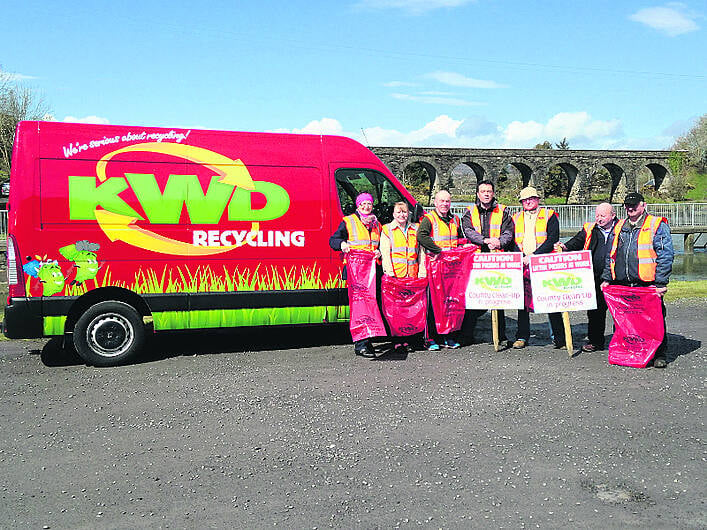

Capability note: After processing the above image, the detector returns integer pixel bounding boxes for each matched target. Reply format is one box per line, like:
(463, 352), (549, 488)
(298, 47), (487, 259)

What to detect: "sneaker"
(426, 340), (440, 351)
(512, 339), (527, 349)
(581, 343), (598, 352)
(497, 340), (512, 351)
(442, 339), (460, 349)
(653, 357), (667, 368)
(553, 342), (566, 350)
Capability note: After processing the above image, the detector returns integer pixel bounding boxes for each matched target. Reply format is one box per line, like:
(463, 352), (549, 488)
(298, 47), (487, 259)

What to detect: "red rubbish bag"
(603, 284), (665, 368)
(381, 275), (428, 337)
(346, 249), (386, 342)
(426, 246), (477, 335)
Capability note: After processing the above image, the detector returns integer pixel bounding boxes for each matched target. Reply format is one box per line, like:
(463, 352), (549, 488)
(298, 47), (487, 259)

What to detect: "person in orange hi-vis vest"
(380, 201), (426, 353)
(417, 190), (463, 351)
(511, 186), (566, 350)
(556, 203), (618, 353)
(600, 192), (674, 368)
(460, 179), (514, 349)
(329, 192), (382, 357)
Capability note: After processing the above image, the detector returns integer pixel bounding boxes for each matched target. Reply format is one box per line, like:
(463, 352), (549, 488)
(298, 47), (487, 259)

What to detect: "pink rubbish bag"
(426, 246), (477, 334)
(381, 275), (428, 337)
(346, 249), (386, 342)
(603, 284), (665, 368)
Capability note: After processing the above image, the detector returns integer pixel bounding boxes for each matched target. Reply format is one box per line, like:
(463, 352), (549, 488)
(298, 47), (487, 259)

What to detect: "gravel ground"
(0, 301), (704, 529)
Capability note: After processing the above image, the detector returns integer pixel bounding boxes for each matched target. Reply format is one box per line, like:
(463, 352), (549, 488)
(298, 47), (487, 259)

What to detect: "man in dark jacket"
(460, 179), (514, 348)
(600, 192), (674, 368)
(557, 202), (617, 352)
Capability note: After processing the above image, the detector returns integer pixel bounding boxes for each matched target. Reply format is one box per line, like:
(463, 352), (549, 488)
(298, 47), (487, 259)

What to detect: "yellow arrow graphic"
(96, 142), (256, 190)
(95, 209), (259, 256)
(93, 142), (260, 255)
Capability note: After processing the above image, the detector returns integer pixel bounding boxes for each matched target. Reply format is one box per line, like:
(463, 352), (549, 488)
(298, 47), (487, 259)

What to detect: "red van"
(4, 121), (420, 365)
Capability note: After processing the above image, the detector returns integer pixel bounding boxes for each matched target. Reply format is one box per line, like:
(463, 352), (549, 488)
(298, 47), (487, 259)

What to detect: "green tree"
(0, 68), (51, 177)
(672, 114), (707, 171)
(534, 140), (568, 200)
(403, 162), (433, 205)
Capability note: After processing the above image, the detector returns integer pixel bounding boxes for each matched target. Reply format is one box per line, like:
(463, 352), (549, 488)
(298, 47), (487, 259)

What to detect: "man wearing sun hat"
(600, 192), (674, 368)
(511, 186), (566, 349)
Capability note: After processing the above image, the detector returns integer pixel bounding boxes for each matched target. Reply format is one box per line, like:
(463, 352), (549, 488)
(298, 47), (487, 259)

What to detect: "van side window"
(335, 169), (407, 224)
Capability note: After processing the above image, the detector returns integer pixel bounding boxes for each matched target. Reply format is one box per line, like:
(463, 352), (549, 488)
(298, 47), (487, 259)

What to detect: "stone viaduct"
(370, 147), (674, 204)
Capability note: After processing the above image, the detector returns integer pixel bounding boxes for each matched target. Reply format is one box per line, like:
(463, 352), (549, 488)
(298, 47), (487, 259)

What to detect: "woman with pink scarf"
(329, 192), (383, 356)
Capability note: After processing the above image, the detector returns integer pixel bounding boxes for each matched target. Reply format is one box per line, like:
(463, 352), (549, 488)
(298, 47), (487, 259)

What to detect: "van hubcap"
(87, 313), (134, 357)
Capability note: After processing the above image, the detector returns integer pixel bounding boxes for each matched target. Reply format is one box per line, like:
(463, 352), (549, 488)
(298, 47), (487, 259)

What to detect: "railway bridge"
(371, 146), (675, 204)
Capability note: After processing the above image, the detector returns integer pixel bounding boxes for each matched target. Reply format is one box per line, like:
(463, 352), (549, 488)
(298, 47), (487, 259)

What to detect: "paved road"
(0, 301), (704, 529)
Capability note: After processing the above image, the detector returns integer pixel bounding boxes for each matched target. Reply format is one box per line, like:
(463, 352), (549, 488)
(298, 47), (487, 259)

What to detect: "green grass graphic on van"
(58, 263), (348, 332)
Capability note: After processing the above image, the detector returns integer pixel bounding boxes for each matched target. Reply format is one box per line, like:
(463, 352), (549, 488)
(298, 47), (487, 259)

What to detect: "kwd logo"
(542, 272), (583, 293)
(623, 335), (646, 345)
(475, 271), (512, 291)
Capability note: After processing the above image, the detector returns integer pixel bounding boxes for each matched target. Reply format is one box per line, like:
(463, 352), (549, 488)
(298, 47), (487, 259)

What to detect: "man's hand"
(340, 242), (350, 253)
(554, 242), (567, 252)
(374, 249), (382, 260)
(485, 237), (501, 250)
(655, 286), (668, 297)
(600, 281), (610, 290)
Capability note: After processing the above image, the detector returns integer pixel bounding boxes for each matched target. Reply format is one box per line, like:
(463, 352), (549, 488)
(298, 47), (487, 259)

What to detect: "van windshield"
(335, 169), (408, 224)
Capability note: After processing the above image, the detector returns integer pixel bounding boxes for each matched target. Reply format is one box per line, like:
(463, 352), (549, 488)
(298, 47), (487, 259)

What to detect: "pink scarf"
(359, 213), (378, 229)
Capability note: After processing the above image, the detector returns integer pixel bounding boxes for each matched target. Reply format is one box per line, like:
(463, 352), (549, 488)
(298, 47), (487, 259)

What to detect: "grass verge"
(664, 280), (707, 302)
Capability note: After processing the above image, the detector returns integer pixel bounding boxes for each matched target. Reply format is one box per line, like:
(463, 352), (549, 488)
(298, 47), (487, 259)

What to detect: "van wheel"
(73, 301), (145, 366)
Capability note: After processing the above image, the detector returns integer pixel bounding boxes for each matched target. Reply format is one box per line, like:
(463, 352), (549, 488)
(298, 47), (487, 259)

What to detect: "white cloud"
(364, 115), (463, 146)
(426, 71), (508, 89)
(354, 0), (476, 15)
(383, 81), (418, 87)
(1, 71), (37, 81)
(502, 112), (623, 148)
(269, 118), (344, 135)
(629, 3), (700, 36)
(63, 115), (111, 124)
(392, 92), (483, 106)
(271, 111), (678, 149)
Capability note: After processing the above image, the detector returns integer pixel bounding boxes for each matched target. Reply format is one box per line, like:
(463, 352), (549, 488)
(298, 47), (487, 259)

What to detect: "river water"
(671, 235), (707, 281)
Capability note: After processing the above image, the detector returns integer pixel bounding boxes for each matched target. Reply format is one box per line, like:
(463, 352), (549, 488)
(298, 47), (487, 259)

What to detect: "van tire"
(73, 301), (145, 366)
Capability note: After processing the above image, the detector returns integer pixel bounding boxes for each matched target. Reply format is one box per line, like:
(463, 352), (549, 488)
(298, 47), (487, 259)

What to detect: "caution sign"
(529, 250), (597, 313)
(465, 252), (524, 310)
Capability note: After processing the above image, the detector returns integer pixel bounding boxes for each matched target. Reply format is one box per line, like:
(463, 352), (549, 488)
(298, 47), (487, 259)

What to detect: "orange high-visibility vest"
(582, 222), (595, 250)
(467, 204), (506, 239)
(609, 214), (664, 282)
(423, 210), (460, 249)
(512, 208), (556, 253)
(343, 214), (381, 251)
(382, 223), (419, 278)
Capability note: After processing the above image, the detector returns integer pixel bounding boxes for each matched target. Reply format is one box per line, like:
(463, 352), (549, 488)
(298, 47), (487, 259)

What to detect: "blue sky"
(3, 0), (705, 149)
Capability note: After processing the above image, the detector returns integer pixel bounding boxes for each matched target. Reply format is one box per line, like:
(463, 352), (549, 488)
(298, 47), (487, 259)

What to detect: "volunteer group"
(330, 182), (674, 368)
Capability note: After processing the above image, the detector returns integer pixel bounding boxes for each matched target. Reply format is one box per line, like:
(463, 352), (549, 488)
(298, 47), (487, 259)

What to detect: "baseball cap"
(623, 192), (645, 206)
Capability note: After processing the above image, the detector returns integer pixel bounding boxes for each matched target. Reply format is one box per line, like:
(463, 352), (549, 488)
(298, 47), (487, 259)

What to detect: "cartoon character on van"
(23, 256), (66, 296)
(59, 240), (102, 285)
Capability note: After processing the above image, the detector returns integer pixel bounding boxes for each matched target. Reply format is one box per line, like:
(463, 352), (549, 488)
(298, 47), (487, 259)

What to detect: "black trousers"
(516, 309), (565, 345)
(462, 309), (507, 342)
(586, 280), (608, 348)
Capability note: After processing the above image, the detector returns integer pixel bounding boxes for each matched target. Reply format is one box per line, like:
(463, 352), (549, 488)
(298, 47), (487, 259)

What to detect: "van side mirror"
(412, 203), (425, 222)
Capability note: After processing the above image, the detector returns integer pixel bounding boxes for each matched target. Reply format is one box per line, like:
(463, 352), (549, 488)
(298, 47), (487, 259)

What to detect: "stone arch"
(449, 161), (484, 198)
(401, 159), (439, 206)
(646, 162), (670, 193)
(543, 162), (579, 204)
(596, 161), (628, 203)
(508, 161), (534, 188)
